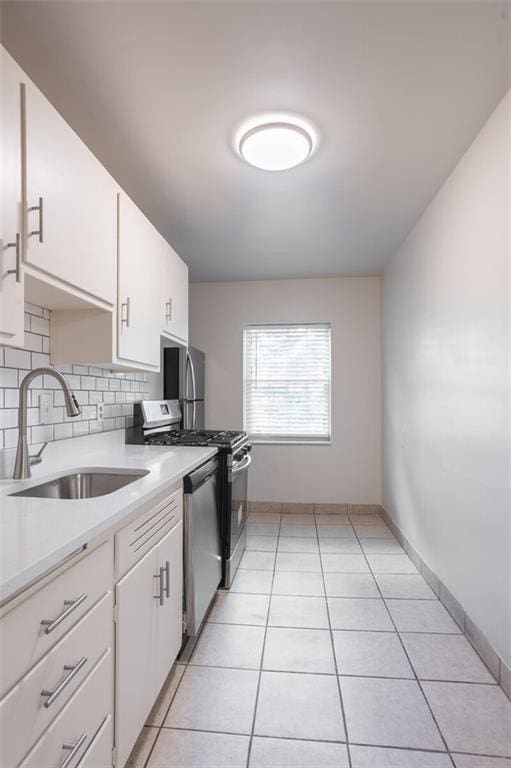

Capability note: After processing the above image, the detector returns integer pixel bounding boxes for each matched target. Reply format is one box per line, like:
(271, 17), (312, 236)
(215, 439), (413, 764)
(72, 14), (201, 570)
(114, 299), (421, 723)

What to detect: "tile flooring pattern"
(129, 506), (511, 768)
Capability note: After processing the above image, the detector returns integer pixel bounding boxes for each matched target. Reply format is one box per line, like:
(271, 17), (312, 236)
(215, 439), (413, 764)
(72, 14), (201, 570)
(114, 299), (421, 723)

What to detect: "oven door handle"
(232, 454), (252, 474)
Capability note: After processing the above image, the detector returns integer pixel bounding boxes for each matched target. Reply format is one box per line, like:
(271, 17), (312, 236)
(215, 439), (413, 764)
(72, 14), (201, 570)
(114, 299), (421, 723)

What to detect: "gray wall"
(382, 92), (510, 665)
(190, 276), (382, 505)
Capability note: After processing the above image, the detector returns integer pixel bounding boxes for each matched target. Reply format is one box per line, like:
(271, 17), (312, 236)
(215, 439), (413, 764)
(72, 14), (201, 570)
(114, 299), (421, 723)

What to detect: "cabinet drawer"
(116, 486), (182, 578)
(0, 592), (112, 768)
(0, 542), (112, 698)
(76, 715), (112, 768)
(19, 648), (113, 768)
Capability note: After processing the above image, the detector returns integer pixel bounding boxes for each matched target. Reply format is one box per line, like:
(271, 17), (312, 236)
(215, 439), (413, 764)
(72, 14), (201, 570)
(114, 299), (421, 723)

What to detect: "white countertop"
(0, 430), (217, 605)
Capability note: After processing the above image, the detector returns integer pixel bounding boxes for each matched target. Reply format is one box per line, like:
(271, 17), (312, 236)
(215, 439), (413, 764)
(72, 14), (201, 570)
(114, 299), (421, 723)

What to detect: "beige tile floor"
(128, 508), (511, 768)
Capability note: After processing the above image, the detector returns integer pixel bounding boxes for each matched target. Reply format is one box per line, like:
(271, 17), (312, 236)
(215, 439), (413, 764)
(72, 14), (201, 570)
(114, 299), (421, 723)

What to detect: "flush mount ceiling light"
(238, 118), (315, 171)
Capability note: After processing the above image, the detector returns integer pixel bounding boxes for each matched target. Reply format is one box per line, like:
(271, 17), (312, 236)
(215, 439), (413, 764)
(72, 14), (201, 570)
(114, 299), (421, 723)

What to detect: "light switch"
(97, 402), (104, 421)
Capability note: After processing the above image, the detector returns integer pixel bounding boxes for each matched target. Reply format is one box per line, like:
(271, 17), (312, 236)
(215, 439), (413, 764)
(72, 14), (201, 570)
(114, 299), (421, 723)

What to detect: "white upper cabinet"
(161, 240), (189, 344)
(0, 49), (24, 347)
(117, 192), (162, 369)
(23, 71), (117, 305)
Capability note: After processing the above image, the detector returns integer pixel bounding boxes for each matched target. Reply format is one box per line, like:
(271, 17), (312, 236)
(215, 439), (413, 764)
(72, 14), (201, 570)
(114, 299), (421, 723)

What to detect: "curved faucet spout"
(13, 368), (81, 480)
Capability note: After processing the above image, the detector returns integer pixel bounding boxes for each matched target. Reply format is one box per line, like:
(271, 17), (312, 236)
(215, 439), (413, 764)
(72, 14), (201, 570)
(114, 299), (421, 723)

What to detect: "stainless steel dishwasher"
(181, 456), (222, 658)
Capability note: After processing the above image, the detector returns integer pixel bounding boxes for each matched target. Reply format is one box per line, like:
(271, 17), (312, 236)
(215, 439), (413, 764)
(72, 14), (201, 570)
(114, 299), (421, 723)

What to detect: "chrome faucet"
(13, 368), (81, 480)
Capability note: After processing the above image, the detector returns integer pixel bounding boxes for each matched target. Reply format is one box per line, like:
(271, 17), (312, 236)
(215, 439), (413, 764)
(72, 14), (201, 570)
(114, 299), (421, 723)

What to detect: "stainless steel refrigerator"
(163, 346), (205, 429)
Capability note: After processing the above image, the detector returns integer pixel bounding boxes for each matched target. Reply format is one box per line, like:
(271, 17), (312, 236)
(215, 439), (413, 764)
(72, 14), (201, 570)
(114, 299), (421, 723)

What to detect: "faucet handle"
(29, 442), (48, 466)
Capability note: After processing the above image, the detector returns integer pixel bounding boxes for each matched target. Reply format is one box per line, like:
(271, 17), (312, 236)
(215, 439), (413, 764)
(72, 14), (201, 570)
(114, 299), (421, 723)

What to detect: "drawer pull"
(28, 196), (44, 243)
(164, 560), (170, 598)
(41, 656), (88, 708)
(41, 593), (88, 635)
(59, 733), (87, 768)
(156, 566), (165, 606)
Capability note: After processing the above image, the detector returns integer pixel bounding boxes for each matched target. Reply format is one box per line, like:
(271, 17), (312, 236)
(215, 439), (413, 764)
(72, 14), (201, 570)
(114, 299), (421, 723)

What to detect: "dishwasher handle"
(184, 458), (219, 493)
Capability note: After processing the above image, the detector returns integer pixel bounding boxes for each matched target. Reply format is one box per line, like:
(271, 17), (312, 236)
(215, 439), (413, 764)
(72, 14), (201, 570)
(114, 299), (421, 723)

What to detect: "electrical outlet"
(97, 402), (104, 422)
(39, 393), (52, 424)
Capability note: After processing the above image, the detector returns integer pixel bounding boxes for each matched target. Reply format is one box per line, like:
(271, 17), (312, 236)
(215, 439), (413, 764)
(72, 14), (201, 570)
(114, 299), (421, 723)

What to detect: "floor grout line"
(142, 511), (510, 767)
(350, 519), (457, 766)
(154, 724), (511, 761)
(244, 515), (281, 768)
(315, 513), (354, 768)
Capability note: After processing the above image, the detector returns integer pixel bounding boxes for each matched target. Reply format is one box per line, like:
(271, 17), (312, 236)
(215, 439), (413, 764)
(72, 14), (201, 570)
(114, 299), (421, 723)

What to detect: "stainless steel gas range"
(126, 400), (251, 589)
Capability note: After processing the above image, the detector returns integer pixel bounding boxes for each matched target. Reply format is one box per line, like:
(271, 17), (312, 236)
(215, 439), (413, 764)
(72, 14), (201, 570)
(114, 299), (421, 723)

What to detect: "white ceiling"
(2, 1), (510, 281)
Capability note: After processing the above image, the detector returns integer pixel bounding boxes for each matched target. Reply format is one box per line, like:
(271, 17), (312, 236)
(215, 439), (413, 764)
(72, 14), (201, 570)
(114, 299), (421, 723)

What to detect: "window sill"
(249, 439), (332, 446)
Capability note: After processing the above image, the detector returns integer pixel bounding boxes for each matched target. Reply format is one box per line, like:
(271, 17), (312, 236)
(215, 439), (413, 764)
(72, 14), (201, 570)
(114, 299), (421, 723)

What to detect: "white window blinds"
(243, 323), (331, 442)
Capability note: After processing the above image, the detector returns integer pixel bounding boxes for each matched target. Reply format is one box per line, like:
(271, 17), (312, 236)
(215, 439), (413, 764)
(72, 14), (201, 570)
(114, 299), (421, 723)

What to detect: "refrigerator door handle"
(186, 351), (197, 429)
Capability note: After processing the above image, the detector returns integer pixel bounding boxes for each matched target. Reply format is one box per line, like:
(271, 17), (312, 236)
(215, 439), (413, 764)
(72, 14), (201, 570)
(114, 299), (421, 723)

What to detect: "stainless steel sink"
(9, 469), (150, 499)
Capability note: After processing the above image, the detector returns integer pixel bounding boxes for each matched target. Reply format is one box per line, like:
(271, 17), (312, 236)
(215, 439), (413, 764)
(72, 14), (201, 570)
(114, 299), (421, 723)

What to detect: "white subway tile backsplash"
(0, 369), (19, 387)
(4, 348), (31, 369)
(0, 410), (18, 429)
(4, 389), (19, 408)
(54, 422), (73, 440)
(4, 428), (19, 448)
(80, 405), (97, 421)
(24, 332), (43, 352)
(73, 421), (89, 437)
(31, 352), (51, 369)
(25, 302), (43, 317)
(0, 302), (160, 454)
(31, 424), (54, 443)
(30, 315), (50, 335)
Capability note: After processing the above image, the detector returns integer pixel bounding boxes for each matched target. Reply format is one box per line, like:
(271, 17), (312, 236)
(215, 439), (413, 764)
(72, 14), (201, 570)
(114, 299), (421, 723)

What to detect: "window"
(243, 323), (331, 442)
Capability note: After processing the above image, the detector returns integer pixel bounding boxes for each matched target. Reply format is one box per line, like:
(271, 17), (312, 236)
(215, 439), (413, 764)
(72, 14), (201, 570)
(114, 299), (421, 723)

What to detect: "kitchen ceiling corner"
(1, 0), (509, 282)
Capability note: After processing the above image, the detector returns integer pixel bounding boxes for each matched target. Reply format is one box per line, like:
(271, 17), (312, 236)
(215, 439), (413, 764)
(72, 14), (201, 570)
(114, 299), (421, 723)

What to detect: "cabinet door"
(117, 193), (162, 369)
(115, 545), (159, 768)
(162, 241), (189, 344)
(155, 522), (183, 689)
(23, 76), (117, 304)
(0, 48), (24, 347)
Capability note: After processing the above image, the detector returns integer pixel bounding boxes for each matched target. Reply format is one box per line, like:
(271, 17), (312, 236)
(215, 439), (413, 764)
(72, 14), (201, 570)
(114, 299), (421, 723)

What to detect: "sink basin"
(9, 469), (150, 500)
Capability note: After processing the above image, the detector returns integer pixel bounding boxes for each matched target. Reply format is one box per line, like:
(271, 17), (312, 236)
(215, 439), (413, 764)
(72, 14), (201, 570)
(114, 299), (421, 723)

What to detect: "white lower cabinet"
(0, 593), (112, 768)
(19, 649), (113, 768)
(77, 715), (113, 768)
(0, 489), (185, 768)
(115, 521), (183, 768)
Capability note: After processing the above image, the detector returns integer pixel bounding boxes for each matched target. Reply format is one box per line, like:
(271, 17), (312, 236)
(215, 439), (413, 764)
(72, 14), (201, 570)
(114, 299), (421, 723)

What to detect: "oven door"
(224, 448), (251, 587)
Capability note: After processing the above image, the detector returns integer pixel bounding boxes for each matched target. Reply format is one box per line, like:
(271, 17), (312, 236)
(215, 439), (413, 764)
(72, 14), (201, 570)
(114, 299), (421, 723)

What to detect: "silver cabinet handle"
(155, 566), (165, 606)
(164, 560), (170, 599)
(121, 296), (130, 328)
(186, 351), (197, 429)
(165, 298), (172, 322)
(41, 656), (88, 708)
(28, 196), (44, 243)
(5, 233), (21, 283)
(59, 733), (87, 768)
(41, 593), (88, 635)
